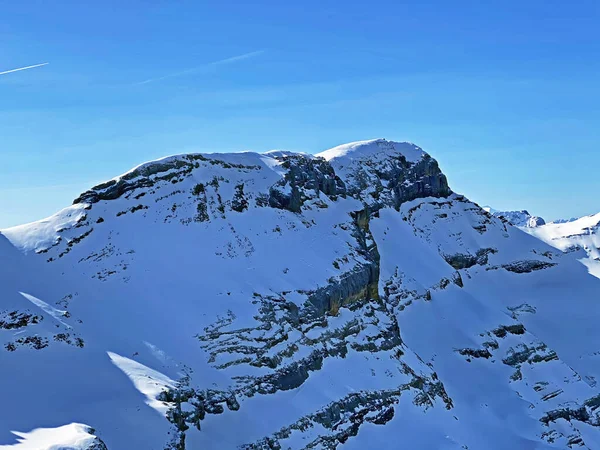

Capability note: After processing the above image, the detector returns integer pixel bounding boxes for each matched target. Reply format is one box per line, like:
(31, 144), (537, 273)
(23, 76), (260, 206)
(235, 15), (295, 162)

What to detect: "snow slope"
(0, 423), (103, 450)
(526, 213), (600, 279)
(1, 138), (600, 449)
(487, 208), (600, 279)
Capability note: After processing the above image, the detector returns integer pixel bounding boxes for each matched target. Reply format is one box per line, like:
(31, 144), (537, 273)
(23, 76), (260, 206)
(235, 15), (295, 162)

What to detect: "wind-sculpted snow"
(1, 139), (600, 449)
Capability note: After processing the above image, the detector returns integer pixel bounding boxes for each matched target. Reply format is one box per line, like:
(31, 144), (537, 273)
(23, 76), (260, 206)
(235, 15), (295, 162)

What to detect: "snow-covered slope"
(525, 213), (600, 279)
(2, 138), (600, 450)
(486, 207), (600, 279)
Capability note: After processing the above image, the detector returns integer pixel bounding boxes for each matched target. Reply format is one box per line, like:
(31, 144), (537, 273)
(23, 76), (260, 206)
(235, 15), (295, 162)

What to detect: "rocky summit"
(2, 138), (600, 450)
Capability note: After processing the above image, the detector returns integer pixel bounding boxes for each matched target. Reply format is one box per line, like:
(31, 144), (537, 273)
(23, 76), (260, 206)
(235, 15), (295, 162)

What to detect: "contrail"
(0, 62), (49, 76)
(209, 50), (264, 66)
(136, 50), (264, 85)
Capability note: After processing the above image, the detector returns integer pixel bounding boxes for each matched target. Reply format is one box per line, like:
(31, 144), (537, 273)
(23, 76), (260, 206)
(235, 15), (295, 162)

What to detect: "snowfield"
(1, 138), (599, 449)
(0, 423), (102, 450)
(525, 213), (600, 279)
(483, 207), (600, 279)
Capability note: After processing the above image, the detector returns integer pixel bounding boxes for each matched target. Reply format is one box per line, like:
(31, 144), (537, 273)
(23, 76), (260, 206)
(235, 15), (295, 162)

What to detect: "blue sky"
(1, 0), (599, 228)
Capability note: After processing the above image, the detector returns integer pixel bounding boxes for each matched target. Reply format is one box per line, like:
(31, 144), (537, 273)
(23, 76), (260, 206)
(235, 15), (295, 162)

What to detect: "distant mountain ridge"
(526, 212), (600, 279)
(483, 206), (600, 279)
(482, 206), (546, 228)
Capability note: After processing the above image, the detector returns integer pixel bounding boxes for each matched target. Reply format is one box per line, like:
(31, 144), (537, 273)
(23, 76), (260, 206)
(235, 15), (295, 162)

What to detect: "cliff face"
(2, 139), (600, 450)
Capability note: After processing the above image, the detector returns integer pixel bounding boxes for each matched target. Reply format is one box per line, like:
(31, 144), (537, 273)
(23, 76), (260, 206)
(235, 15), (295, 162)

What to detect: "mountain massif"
(1, 139), (600, 450)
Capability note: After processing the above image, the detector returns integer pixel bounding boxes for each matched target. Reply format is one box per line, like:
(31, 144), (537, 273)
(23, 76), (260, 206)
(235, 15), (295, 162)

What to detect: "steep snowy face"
(525, 213), (600, 278)
(1, 139), (600, 450)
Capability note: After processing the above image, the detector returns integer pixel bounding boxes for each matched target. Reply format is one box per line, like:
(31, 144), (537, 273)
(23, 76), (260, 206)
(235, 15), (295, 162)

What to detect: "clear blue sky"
(1, 0), (599, 228)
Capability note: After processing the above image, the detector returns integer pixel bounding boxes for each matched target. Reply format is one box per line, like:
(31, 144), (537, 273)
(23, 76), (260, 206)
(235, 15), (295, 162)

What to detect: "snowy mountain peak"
(81, 138), (428, 208)
(316, 138), (424, 163)
(484, 208), (546, 228)
(3, 139), (450, 254)
(2, 140), (600, 450)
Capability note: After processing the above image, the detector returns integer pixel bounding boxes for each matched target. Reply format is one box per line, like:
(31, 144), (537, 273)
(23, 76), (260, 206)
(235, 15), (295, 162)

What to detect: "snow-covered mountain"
(482, 207), (546, 228)
(525, 213), (600, 279)
(485, 207), (600, 279)
(2, 138), (600, 450)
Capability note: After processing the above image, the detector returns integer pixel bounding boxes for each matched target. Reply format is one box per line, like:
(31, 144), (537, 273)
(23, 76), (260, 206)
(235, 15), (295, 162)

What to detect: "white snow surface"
(482, 207), (599, 277)
(107, 352), (176, 416)
(526, 212), (600, 278)
(316, 138), (423, 164)
(2, 203), (89, 253)
(316, 139), (424, 182)
(20, 291), (71, 328)
(1, 139), (600, 450)
(0, 423), (100, 450)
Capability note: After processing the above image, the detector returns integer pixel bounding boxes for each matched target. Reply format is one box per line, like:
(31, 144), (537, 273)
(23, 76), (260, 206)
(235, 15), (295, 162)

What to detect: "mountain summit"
(2, 139), (600, 450)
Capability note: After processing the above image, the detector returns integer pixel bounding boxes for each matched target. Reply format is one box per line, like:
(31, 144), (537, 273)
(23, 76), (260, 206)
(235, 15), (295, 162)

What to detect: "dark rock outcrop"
(268, 154), (346, 213)
(392, 154), (451, 208)
(73, 154), (261, 205)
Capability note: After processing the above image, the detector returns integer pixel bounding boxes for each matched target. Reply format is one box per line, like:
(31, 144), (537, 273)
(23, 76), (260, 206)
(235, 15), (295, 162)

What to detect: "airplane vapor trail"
(0, 62), (49, 76)
(136, 50), (264, 85)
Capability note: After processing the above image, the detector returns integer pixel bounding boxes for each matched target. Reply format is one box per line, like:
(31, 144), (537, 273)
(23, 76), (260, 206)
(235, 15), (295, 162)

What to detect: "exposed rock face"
(321, 140), (451, 212)
(302, 207), (382, 319)
(443, 248), (497, 270)
(499, 259), (556, 273)
(73, 154), (262, 205)
(528, 216), (546, 227)
(267, 154), (346, 213)
(304, 262), (377, 319)
(88, 437), (109, 450)
(73, 140), (450, 222)
(389, 154), (451, 208)
(0, 310), (42, 329)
